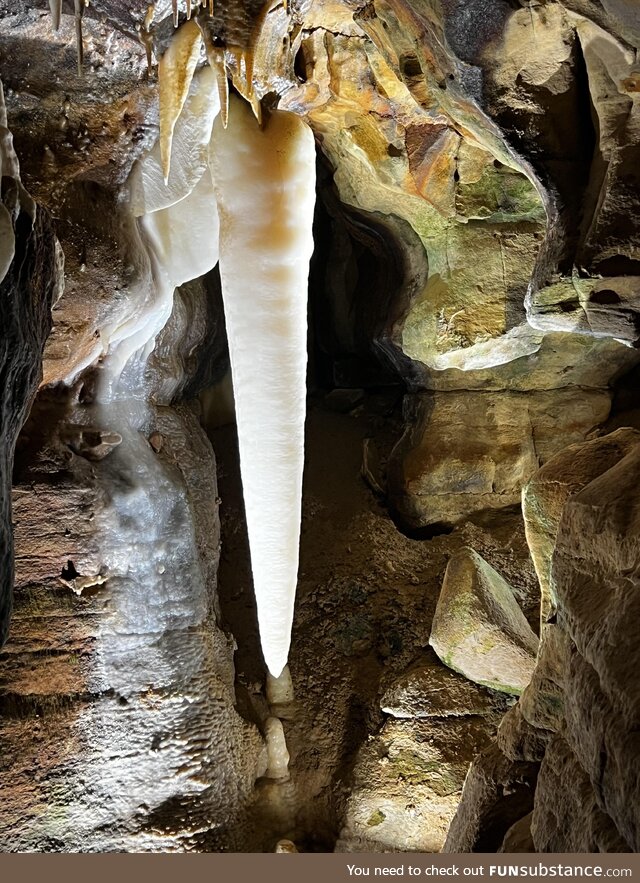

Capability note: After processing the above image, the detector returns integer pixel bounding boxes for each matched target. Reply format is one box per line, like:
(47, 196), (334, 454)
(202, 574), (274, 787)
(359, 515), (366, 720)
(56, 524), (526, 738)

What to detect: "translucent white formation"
(264, 717), (290, 780)
(266, 664), (294, 706)
(130, 65), (219, 216)
(100, 66), (220, 396)
(116, 52), (316, 680)
(211, 96), (316, 677)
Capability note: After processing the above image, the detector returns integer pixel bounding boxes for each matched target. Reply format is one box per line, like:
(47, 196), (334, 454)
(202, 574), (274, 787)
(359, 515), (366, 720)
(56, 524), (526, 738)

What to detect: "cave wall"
(0, 10), (264, 851)
(0, 84), (60, 646)
(446, 429), (640, 853)
(0, 0), (640, 855)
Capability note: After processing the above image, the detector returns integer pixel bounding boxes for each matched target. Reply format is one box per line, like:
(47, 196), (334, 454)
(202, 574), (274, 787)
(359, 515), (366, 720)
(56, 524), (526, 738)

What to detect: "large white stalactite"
(124, 62), (316, 678)
(211, 97), (316, 677)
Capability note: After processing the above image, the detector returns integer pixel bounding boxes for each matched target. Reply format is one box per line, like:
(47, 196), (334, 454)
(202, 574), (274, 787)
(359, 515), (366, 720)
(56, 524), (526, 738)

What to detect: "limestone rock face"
(496, 704), (548, 765)
(443, 742), (539, 853)
(0, 92), (60, 646)
(337, 715), (503, 854)
(573, 17), (640, 275)
(523, 427), (640, 621)
(518, 623), (571, 735)
(498, 812), (534, 854)
(531, 735), (631, 853)
(429, 548), (538, 695)
(552, 444), (640, 851)
(378, 0), (640, 530)
(390, 388), (611, 529)
(529, 277), (640, 346)
(2, 397), (265, 852)
(450, 431), (640, 852)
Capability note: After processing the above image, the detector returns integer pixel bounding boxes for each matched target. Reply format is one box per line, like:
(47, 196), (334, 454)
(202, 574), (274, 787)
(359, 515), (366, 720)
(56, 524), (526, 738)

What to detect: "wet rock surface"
(2, 394), (264, 851)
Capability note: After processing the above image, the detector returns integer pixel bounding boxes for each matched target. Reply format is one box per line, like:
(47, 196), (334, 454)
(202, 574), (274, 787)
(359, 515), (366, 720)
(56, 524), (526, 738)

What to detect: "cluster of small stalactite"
(48, 0), (287, 168)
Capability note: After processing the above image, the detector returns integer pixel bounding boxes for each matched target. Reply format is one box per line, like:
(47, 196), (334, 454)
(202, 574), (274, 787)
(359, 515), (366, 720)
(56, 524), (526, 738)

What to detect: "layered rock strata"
(446, 431), (640, 853)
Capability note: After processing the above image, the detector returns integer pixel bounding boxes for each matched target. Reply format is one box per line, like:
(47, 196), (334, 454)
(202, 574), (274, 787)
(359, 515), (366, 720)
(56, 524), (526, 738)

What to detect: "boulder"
(498, 812), (534, 853)
(429, 548), (538, 695)
(337, 716), (501, 854)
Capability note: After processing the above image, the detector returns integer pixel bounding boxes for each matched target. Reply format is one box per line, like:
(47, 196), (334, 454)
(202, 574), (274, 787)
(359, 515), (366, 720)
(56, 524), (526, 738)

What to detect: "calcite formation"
(211, 97), (316, 677)
(1, 0), (640, 856)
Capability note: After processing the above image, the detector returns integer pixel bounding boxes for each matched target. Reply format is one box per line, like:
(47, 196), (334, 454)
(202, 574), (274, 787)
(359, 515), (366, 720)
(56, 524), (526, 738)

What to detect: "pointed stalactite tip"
(158, 18), (202, 183)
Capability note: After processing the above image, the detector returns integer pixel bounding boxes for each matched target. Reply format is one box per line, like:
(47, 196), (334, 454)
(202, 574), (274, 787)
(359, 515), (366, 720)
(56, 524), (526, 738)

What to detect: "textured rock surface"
(450, 431), (640, 852)
(336, 716), (504, 854)
(523, 426), (640, 621)
(380, 649), (501, 720)
(443, 742), (539, 853)
(531, 735), (631, 853)
(1, 395), (265, 851)
(429, 548), (538, 695)
(379, 0), (640, 530)
(390, 388), (611, 528)
(517, 623), (571, 736)
(0, 90), (60, 647)
(1, 0), (640, 855)
(498, 812), (534, 854)
(551, 444), (640, 851)
(496, 704), (548, 765)
(529, 276), (640, 346)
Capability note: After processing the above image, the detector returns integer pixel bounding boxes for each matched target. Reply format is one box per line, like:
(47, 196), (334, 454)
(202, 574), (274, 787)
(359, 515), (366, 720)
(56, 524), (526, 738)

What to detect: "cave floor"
(211, 391), (537, 852)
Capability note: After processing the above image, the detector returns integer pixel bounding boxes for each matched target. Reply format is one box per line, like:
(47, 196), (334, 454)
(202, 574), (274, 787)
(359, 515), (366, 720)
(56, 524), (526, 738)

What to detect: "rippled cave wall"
(0, 0), (639, 854)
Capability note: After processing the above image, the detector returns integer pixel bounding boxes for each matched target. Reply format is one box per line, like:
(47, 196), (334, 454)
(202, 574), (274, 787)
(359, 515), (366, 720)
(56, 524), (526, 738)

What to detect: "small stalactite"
(137, 6), (156, 78)
(158, 18), (202, 182)
(196, 14), (229, 128)
(216, 54), (230, 129)
(74, 0), (84, 75)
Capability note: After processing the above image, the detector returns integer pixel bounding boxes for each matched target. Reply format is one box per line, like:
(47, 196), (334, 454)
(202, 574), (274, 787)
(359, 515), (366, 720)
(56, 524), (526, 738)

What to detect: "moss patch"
(367, 809), (386, 827)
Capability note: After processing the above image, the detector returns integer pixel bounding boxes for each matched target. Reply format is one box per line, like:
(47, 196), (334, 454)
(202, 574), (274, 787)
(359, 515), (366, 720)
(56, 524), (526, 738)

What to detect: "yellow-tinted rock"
(430, 548), (538, 696)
